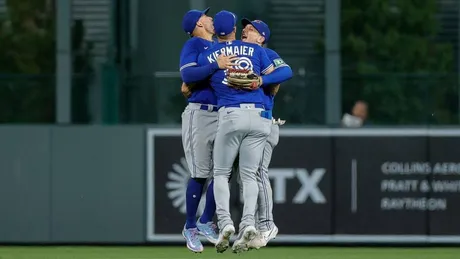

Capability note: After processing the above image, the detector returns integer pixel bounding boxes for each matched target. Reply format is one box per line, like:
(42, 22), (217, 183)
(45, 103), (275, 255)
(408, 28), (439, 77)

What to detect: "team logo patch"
(273, 58), (285, 67)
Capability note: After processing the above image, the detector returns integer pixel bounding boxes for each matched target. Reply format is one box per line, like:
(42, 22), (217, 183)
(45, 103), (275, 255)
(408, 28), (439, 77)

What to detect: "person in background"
(341, 100), (368, 127)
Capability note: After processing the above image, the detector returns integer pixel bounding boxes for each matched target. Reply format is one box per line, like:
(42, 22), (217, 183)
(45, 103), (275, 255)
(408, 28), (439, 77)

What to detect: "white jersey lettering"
(242, 46), (248, 55)
(248, 47), (254, 57)
(207, 56), (215, 63)
(225, 46), (234, 55)
(207, 45), (255, 63)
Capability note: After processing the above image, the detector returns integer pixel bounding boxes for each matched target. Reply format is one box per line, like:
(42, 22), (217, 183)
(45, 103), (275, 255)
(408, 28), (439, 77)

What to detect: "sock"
(200, 180), (216, 224)
(185, 178), (205, 229)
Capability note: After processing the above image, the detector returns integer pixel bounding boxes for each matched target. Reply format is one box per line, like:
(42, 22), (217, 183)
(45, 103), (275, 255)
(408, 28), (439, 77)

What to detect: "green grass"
(0, 246), (459, 259)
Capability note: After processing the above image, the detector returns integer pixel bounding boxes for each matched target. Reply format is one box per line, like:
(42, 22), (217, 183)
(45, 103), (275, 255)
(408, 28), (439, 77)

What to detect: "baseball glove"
(226, 69), (261, 90)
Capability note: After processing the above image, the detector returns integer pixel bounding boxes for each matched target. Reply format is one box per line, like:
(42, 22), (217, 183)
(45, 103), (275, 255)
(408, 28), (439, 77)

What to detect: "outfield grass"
(0, 246), (459, 259)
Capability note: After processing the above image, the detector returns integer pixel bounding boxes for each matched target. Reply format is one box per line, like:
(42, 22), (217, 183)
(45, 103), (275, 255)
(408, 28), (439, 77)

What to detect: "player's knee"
(191, 177), (207, 184)
(214, 167), (233, 178)
(192, 170), (212, 179)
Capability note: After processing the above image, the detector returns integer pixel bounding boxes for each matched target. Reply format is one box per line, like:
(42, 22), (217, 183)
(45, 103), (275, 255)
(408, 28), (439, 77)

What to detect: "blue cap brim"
(241, 18), (262, 35)
(241, 18), (268, 43)
(241, 18), (251, 27)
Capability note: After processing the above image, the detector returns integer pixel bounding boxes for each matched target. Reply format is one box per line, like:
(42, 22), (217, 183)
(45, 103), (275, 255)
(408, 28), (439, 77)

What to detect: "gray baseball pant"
(181, 103), (218, 179)
(213, 104), (271, 233)
(237, 123), (279, 231)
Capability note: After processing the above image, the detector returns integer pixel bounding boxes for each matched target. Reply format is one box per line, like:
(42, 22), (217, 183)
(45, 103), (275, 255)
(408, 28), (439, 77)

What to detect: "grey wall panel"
(50, 126), (145, 242)
(0, 127), (51, 242)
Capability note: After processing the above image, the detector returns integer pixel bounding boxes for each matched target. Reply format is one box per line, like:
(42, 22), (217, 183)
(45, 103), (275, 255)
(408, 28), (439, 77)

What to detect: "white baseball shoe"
(215, 224), (235, 253)
(248, 225), (279, 249)
(232, 226), (257, 253)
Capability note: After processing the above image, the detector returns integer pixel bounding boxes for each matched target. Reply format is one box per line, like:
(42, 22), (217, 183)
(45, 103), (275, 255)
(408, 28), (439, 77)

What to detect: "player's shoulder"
(240, 40), (260, 48)
(264, 47), (289, 68)
(182, 37), (211, 51)
(232, 40), (256, 48)
(211, 40), (226, 47)
(264, 47), (278, 56)
(205, 41), (223, 53)
(240, 41), (266, 55)
(230, 39), (242, 45)
(201, 41), (223, 56)
(183, 37), (199, 47)
(264, 48), (281, 61)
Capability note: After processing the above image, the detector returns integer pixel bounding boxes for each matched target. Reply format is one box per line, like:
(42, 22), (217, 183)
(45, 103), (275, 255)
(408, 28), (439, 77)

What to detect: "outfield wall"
(1, 126), (460, 244)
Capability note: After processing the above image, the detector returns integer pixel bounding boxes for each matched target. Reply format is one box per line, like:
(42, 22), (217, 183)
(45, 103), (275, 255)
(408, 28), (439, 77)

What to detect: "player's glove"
(226, 69), (261, 90)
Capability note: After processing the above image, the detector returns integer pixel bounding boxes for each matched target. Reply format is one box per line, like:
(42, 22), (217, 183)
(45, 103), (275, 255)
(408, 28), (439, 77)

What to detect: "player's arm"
(260, 54), (293, 87)
(261, 66), (292, 86)
(259, 49), (274, 77)
(257, 48), (278, 88)
(179, 42), (219, 84)
(181, 63), (219, 85)
(180, 42), (236, 84)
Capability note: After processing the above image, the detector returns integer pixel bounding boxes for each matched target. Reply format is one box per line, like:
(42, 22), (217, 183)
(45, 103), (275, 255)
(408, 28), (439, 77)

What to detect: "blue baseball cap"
(182, 7), (210, 35)
(241, 18), (271, 43)
(214, 10), (237, 36)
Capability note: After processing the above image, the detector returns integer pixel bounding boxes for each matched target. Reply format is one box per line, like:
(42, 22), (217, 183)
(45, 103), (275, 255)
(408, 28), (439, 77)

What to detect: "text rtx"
(269, 168), (326, 204)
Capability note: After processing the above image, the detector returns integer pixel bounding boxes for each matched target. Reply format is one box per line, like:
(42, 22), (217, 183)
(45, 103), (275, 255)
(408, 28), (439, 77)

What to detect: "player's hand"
(268, 84), (280, 96)
(181, 82), (192, 98)
(216, 54), (237, 69)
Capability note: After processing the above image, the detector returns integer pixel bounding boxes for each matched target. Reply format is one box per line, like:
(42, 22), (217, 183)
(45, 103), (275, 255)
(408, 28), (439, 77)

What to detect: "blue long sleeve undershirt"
(261, 66), (293, 87)
(180, 62), (219, 84)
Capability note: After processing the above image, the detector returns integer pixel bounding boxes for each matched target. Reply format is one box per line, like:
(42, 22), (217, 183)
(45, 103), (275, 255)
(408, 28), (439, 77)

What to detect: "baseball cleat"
(215, 224), (235, 253)
(182, 227), (204, 253)
(248, 225), (279, 249)
(232, 226), (257, 254)
(247, 235), (265, 250)
(197, 220), (219, 244)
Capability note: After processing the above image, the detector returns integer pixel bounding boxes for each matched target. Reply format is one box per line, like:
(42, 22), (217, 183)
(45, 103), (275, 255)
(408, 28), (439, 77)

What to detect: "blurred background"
(1, 0), (460, 254)
(3, 0), (460, 126)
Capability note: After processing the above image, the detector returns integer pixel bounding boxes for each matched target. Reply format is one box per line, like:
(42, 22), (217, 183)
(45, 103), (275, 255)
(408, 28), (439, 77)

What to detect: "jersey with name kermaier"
(198, 40), (273, 108)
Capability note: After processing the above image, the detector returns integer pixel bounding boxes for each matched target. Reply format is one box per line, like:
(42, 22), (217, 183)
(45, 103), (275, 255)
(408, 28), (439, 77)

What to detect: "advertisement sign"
(428, 137), (460, 235)
(147, 129), (214, 242)
(267, 136), (332, 234)
(334, 136), (429, 235)
(146, 128), (460, 244)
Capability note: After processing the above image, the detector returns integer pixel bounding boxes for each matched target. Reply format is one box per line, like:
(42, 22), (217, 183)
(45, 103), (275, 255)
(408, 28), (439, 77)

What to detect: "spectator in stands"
(341, 100), (368, 127)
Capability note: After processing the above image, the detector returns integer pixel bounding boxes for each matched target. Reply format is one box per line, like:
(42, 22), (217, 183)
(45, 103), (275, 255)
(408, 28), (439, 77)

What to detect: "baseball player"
(239, 18), (293, 249)
(197, 10), (276, 254)
(179, 7), (237, 253)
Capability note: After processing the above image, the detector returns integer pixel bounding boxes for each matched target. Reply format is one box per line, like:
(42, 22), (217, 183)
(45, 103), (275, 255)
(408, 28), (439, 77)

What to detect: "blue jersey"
(197, 40), (273, 108)
(179, 37), (217, 105)
(263, 48), (289, 110)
